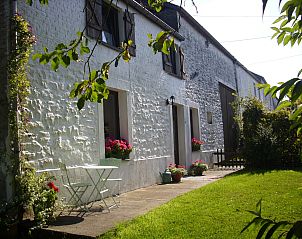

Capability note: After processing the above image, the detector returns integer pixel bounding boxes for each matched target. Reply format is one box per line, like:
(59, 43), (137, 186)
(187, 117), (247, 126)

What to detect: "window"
(86, 0), (136, 54)
(190, 108), (200, 138)
(162, 44), (185, 78)
(103, 90), (120, 139)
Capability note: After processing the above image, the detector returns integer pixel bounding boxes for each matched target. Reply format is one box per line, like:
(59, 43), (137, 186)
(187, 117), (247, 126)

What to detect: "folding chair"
(58, 163), (92, 211)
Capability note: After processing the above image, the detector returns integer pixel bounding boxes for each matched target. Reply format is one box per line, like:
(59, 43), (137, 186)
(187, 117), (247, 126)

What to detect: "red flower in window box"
(192, 138), (204, 151)
(105, 137), (133, 160)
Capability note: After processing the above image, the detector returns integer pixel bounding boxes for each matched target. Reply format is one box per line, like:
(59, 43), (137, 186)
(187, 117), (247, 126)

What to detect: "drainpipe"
(233, 60), (239, 95)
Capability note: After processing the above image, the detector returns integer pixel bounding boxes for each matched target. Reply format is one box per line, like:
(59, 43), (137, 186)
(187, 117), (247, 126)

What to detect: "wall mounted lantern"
(166, 96), (175, 106)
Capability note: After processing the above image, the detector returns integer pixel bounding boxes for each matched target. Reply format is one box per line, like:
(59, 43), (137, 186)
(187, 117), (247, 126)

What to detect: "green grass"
(99, 169), (302, 239)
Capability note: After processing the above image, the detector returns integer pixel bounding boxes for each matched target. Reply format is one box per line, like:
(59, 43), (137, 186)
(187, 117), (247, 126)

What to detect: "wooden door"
(219, 83), (238, 157)
(172, 105), (180, 165)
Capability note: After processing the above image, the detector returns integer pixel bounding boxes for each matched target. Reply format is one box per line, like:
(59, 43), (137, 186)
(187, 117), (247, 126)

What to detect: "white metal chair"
(58, 163), (92, 211)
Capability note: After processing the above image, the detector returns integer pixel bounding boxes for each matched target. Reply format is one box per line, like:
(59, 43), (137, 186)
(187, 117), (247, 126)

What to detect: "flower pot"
(171, 173), (182, 183)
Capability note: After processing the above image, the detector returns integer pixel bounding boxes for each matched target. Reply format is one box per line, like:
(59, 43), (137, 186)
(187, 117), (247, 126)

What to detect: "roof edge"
(166, 4), (266, 82)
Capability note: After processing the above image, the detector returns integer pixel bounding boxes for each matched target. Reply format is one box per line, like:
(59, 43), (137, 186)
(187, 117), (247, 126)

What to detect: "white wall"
(18, 0), (188, 192)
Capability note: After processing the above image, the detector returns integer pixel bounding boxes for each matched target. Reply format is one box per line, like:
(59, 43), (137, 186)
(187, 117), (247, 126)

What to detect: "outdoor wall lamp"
(166, 95), (175, 106)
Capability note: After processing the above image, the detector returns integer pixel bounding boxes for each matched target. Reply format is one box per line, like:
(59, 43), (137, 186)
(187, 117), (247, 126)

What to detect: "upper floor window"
(162, 45), (185, 79)
(86, 0), (136, 55)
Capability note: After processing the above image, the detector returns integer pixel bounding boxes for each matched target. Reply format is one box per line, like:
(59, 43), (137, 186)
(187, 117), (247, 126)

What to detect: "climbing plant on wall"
(0, 14), (59, 231)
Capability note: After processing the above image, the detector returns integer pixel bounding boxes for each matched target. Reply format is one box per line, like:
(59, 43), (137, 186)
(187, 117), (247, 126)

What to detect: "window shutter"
(162, 53), (173, 74)
(86, 0), (103, 40)
(175, 45), (181, 77)
(179, 47), (186, 79)
(124, 10), (136, 56)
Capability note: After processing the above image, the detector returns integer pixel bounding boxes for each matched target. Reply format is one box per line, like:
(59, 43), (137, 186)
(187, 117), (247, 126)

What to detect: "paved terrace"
(42, 170), (236, 238)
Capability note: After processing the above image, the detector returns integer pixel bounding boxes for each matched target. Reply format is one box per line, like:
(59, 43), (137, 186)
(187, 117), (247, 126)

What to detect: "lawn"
(99, 169), (302, 239)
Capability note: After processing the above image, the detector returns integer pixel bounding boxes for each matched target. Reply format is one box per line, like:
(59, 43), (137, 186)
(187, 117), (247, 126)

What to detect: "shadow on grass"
(224, 166), (302, 178)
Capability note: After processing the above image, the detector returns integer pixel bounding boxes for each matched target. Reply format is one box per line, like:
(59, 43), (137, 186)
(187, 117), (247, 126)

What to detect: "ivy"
(1, 14), (59, 230)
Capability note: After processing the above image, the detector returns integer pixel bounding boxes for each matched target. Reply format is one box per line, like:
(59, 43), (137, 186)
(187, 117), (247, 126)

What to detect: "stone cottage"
(142, 2), (276, 165)
(0, 0), (275, 201)
(1, 0), (192, 200)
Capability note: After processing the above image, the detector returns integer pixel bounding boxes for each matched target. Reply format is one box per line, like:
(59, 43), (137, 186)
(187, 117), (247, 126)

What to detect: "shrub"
(240, 97), (302, 168)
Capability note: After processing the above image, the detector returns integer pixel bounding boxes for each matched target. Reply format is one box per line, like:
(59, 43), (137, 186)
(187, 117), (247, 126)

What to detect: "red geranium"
(47, 181), (59, 192)
(105, 137), (133, 159)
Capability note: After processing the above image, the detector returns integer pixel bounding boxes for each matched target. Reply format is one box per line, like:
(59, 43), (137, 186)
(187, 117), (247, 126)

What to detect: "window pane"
(102, 2), (119, 47)
(103, 91), (120, 139)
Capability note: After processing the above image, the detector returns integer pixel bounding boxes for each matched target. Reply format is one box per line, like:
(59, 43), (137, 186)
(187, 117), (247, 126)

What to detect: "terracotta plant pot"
(171, 173), (182, 183)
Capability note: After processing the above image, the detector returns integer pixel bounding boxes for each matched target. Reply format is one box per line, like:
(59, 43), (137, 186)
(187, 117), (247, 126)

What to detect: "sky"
(178, 0), (302, 86)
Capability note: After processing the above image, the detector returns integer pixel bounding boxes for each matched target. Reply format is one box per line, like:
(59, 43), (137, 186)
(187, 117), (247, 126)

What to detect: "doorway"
(172, 105), (180, 165)
(219, 83), (238, 157)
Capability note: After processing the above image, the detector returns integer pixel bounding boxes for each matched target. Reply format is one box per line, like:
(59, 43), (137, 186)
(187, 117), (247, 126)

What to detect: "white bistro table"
(79, 165), (119, 211)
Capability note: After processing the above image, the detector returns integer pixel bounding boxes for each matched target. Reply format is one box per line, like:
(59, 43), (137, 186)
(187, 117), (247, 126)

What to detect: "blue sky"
(178, 0), (302, 85)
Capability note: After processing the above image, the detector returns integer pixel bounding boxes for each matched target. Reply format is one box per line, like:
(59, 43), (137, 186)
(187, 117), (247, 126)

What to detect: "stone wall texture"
(17, 0), (187, 192)
(179, 19), (236, 151)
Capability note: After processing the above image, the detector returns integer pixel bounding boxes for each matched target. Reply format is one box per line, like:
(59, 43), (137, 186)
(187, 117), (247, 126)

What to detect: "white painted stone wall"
(236, 64), (275, 109)
(18, 0), (187, 193)
(178, 18), (237, 154)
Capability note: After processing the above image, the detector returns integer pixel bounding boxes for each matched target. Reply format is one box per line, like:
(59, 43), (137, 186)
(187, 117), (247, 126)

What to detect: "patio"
(38, 170), (235, 239)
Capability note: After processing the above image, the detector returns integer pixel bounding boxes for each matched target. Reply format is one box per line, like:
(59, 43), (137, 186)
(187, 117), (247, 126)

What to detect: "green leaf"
(26, 0), (33, 6)
(39, 54), (49, 64)
(77, 96), (86, 110)
(89, 70), (98, 81)
(291, 80), (302, 102)
(80, 45), (90, 55)
(281, 1), (293, 13)
(90, 91), (98, 102)
(277, 78), (299, 103)
(273, 15), (286, 24)
(71, 51), (79, 61)
(162, 40), (170, 55)
(60, 55), (70, 68)
(275, 100), (291, 111)
(283, 35), (291, 45)
(32, 53), (42, 61)
(257, 83), (270, 90)
(277, 32), (286, 45)
(287, 5), (295, 22)
(289, 105), (302, 120)
(297, 69), (302, 77)
(280, 19), (289, 28)
(55, 43), (67, 50)
(50, 57), (60, 71)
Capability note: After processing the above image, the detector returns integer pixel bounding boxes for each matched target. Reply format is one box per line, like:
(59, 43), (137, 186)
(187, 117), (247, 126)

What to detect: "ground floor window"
(103, 90), (120, 139)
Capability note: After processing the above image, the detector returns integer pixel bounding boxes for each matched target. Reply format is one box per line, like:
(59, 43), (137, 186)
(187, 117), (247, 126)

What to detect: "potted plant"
(192, 138), (204, 151)
(168, 164), (187, 183)
(105, 137), (133, 160)
(189, 160), (208, 176)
